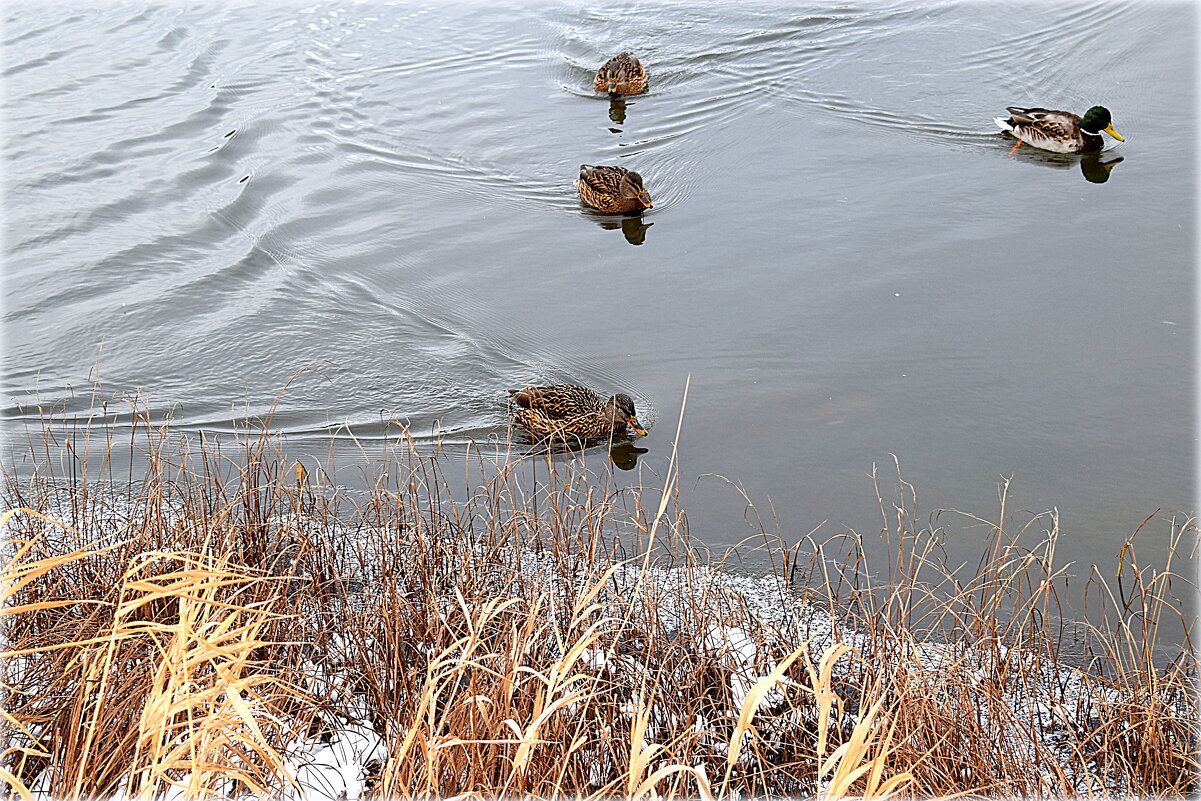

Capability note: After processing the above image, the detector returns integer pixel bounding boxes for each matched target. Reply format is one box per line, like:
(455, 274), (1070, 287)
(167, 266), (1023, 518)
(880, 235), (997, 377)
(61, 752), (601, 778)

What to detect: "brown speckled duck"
(508, 384), (648, 441)
(594, 52), (648, 96)
(574, 165), (652, 213)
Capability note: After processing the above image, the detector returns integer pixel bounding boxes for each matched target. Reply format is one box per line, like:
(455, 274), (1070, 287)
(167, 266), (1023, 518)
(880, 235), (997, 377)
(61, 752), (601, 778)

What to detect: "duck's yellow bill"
(608, 81), (618, 92)
(628, 417), (648, 436)
(1104, 124), (1125, 142)
(639, 193), (653, 209)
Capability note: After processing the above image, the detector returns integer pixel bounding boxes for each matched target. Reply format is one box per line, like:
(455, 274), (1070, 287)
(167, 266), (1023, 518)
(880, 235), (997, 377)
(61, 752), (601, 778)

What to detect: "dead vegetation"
(1, 397), (1196, 799)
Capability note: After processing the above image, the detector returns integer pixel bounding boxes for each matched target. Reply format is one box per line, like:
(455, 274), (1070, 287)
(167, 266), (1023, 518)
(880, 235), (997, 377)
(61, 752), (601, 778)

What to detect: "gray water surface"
(3, 2), (1195, 637)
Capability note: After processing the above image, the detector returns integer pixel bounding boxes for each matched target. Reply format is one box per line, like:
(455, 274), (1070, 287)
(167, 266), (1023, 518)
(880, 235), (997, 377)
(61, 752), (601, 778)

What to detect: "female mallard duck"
(993, 105), (1124, 154)
(508, 384), (648, 441)
(574, 165), (652, 213)
(594, 52), (648, 96)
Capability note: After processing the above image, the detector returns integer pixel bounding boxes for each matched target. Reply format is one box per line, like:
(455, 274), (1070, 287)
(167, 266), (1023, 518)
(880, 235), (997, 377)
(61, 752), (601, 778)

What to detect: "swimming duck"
(993, 105), (1124, 154)
(574, 165), (652, 213)
(594, 52), (648, 95)
(508, 384), (648, 441)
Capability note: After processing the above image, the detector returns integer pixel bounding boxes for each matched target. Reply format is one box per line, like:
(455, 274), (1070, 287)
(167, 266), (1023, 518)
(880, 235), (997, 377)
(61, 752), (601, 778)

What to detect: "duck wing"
(1006, 107), (1080, 139)
(577, 165), (623, 194)
(600, 53), (628, 71)
(509, 385), (603, 419)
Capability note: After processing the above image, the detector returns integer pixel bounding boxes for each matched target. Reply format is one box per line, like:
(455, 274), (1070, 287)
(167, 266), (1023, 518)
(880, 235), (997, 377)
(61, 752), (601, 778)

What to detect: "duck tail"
(993, 116), (1014, 132)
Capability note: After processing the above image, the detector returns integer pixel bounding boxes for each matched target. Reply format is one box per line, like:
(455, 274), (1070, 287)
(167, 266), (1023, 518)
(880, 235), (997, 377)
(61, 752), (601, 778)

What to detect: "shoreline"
(2, 412), (1196, 798)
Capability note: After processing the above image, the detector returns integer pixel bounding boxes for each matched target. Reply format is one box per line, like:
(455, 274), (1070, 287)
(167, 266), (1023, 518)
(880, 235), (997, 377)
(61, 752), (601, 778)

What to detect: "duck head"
(606, 393), (648, 436)
(598, 59), (638, 93)
(1081, 106), (1124, 141)
(619, 171), (653, 209)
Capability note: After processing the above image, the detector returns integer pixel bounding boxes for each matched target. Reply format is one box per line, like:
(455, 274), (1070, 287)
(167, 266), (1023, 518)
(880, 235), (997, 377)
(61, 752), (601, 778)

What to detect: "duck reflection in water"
(1079, 152), (1124, 183)
(1008, 147), (1125, 184)
(519, 436), (648, 471)
(591, 213), (654, 245)
(609, 96), (627, 125)
(608, 439), (649, 471)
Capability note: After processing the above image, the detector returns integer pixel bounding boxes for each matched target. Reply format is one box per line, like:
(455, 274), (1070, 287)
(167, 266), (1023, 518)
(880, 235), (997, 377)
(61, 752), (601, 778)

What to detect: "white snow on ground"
(282, 723), (386, 801)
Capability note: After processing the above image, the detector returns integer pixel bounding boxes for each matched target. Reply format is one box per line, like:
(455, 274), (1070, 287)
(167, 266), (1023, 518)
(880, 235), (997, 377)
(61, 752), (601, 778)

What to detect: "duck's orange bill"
(1104, 124), (1125, 141)
(639, 193), (653, 209)
(628, 418), (648, 436)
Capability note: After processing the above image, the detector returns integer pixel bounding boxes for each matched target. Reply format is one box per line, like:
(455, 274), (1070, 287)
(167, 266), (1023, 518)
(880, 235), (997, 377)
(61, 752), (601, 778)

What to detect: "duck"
(594, 52), (648, 96)
(508, 384), (648, 442)
(993, 105), (1124, 154)
(574, 165), (652, 213)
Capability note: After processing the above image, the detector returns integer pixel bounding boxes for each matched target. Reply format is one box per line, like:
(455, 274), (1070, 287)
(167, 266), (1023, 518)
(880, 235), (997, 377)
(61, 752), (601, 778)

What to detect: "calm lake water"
(3, 2), (1195, 639)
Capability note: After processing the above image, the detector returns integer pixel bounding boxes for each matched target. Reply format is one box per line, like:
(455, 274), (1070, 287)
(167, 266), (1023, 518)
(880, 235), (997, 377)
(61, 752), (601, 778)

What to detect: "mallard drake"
(993, 105), (1124, 154)
(594, 52), (648, 95)
(574, 165), (652, 213)
(508, 384), (648, 441)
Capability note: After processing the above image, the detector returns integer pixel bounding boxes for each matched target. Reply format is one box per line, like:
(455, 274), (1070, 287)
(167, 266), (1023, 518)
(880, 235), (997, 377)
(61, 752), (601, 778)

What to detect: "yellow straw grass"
(2, 393), (1195, 798)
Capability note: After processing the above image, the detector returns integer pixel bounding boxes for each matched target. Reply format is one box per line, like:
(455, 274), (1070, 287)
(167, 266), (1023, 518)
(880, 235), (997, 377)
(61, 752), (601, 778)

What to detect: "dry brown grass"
(1, 397), (1196, 799)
